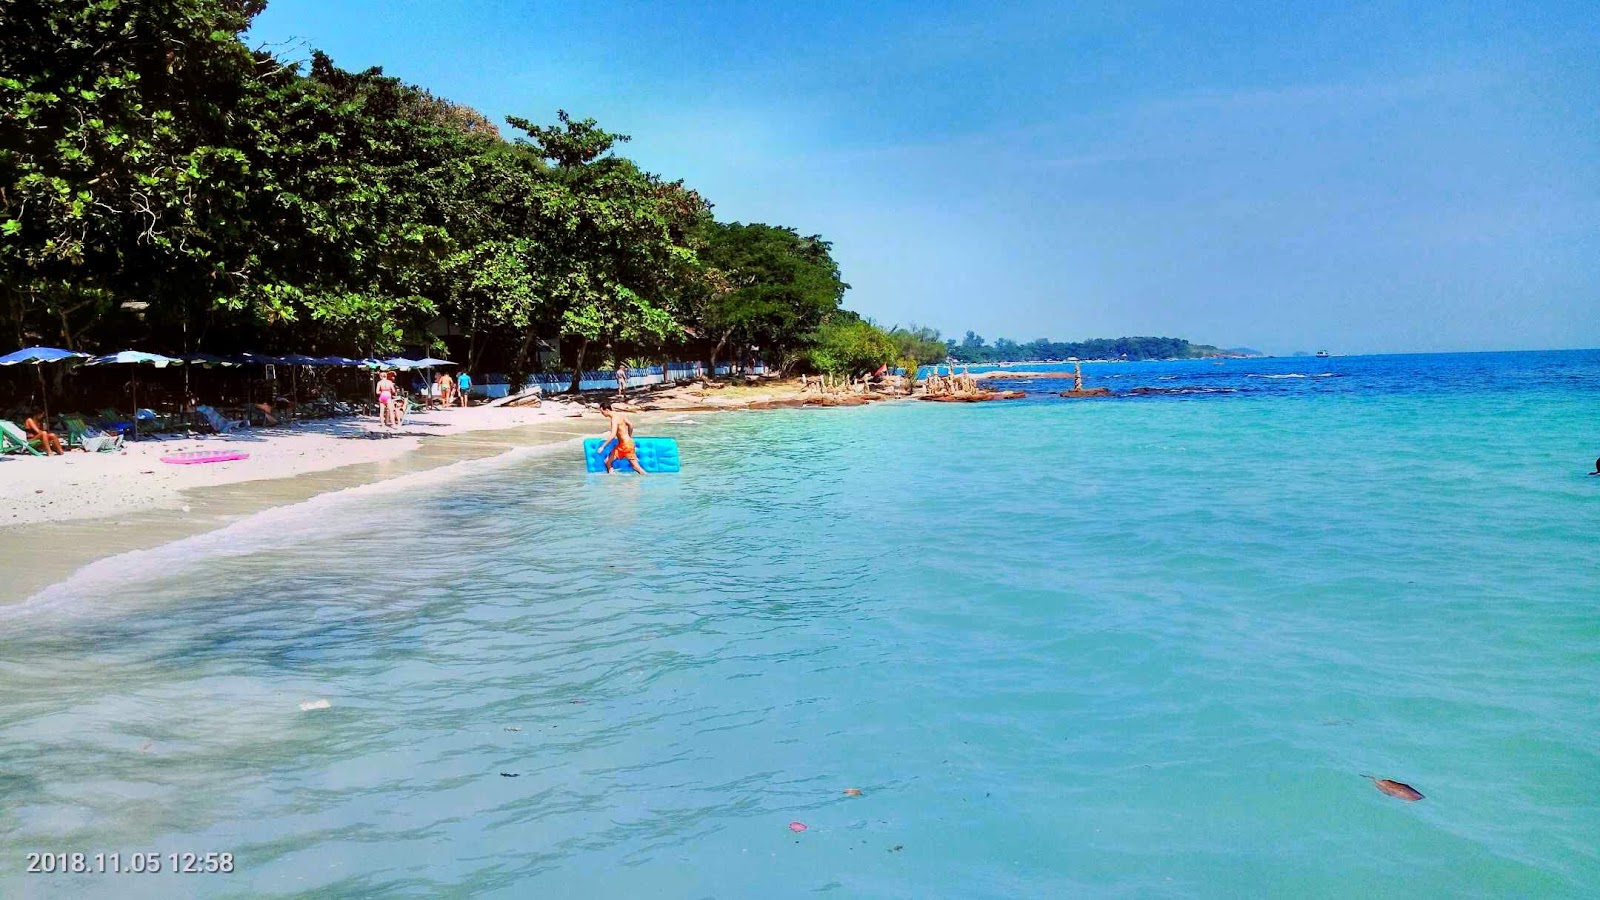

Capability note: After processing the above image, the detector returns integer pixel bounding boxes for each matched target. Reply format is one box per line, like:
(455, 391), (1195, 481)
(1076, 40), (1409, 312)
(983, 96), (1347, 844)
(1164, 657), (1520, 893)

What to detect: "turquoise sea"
(2, 350), (1597, 898)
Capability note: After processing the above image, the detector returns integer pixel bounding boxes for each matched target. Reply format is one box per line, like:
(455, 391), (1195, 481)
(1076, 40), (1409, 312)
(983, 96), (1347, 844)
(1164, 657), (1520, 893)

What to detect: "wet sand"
(0, 418), (591, 605)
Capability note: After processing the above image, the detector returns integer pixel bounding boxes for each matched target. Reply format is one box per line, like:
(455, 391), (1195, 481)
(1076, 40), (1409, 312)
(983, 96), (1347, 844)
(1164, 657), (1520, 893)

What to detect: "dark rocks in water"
(920, 390), (1025, 403)
(1362, 774), (1424, 801)
(1059, 388), (1113, 398)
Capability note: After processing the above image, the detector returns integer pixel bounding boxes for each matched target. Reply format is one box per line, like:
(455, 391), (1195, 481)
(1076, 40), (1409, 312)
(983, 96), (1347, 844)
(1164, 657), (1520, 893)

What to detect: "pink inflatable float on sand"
(161, 449), (250, 465)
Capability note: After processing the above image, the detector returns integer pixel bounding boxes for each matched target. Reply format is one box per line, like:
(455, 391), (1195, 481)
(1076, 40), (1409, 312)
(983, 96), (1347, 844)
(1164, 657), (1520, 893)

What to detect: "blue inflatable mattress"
(583, 436), (681, 473)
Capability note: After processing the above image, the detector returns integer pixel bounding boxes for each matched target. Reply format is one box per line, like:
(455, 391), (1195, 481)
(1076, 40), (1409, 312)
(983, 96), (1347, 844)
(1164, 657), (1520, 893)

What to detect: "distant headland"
(944, 333), (1263, 363)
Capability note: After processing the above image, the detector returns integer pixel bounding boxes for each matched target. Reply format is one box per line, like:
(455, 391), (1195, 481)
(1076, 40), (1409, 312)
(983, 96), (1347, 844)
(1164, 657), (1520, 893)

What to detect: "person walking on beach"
(598, 398), (646, 474)
(456, 370), (472, 407)
(615, 363), (629, 397)
(23, 408), (65, 455)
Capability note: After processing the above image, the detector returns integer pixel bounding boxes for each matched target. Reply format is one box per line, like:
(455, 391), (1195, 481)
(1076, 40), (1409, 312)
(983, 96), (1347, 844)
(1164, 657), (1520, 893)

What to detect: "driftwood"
(486, 386), (544, 408)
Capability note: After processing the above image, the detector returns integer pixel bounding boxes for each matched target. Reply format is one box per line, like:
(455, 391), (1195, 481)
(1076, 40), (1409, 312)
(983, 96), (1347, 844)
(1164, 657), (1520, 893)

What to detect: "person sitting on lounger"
(23, 408), (65, 455)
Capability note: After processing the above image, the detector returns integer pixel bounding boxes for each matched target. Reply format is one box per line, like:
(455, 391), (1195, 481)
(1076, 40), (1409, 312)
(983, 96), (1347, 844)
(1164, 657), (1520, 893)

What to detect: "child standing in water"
(598, 399), (646, 474)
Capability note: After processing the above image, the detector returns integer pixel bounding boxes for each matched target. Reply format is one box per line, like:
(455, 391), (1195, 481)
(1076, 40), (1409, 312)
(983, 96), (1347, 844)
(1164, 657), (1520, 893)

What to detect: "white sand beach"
(0, 403), (590, 527)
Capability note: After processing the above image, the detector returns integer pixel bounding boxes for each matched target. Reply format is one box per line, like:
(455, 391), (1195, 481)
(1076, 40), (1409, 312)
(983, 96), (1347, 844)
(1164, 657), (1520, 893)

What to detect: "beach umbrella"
(382, 357), (425, 370)
(0, 346), (90, 423)
(0, 346), (90, 366)
(411, 357), (455, 367)
(179, 353), (240, 368)
(85, 351), (184, 440)
(177, 352), (241, 406)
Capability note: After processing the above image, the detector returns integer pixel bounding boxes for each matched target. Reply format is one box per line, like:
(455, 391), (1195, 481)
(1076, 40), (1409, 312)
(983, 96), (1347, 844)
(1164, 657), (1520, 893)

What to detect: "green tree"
(506, 112), (707, 390)
(692, 221), (847, 373)
(806, 317), (897, 376)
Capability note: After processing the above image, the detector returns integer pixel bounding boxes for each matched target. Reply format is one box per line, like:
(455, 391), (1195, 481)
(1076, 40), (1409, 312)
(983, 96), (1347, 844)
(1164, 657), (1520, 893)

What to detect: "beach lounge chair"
(0, 419), (45, 455)
(63, 415), (123, 452)
(95, 408), (133, 437)
(195, 405), (246, 435)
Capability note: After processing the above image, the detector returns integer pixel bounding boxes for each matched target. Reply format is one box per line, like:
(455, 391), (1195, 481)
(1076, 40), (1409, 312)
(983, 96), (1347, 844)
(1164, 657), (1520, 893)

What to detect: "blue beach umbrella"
(0, 346), (90, 366)
(382, 357), (426, 370)
(85, 351), (185, 440)
(85, 351), (184, 367)
(179, 352), (241, 368)
(410, 357), (455, 368)
(0, 346), (91, 422)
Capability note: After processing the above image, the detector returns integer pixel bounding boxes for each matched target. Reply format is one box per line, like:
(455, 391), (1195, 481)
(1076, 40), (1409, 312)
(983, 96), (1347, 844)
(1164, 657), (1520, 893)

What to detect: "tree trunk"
(509, 327), (539, 393)
(567, 336), (589, 394)
(708, 327), (734, 377)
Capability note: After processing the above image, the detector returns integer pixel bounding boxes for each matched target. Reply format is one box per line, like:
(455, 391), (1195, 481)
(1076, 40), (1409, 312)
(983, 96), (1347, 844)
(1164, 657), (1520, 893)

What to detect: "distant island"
(944, 332), (1262, 363)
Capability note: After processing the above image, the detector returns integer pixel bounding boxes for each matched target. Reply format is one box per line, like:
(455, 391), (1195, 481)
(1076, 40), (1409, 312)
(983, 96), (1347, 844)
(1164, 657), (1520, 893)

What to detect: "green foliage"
(807, 318), (898, 376)
(0, 1), (848, 384)
(690, 221), (848, 370)
(887, 324), (947, 366)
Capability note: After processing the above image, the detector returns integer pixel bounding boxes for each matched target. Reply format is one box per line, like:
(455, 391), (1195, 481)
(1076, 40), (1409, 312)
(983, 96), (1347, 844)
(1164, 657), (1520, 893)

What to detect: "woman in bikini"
(376, 371), (397, 426)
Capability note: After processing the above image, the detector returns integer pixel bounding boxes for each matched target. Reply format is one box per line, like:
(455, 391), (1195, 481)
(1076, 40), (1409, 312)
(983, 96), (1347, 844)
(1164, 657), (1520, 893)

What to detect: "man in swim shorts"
(598, 399), (646, 474)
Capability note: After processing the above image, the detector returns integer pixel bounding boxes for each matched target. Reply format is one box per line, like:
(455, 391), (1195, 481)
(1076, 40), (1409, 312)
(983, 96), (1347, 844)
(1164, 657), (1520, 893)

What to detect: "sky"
(248, 0), (1600, 355)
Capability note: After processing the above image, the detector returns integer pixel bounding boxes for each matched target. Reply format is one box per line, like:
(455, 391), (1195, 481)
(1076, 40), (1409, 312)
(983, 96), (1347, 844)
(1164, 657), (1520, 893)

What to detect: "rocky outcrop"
(919, 390), (1025, 403)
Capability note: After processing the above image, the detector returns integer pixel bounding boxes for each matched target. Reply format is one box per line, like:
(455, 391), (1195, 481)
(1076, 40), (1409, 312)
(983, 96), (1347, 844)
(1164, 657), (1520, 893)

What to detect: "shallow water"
(2, 351), (1598, 898)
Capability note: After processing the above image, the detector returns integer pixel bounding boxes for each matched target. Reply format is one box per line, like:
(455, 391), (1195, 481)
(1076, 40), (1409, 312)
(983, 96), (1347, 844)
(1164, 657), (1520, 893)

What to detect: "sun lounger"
(63, 415), (123, 452)
(195, 405), (246, 435)
(0, 419), (45, 455)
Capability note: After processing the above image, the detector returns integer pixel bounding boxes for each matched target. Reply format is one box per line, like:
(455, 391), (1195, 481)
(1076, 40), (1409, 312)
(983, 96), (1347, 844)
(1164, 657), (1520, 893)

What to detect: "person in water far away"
(598, 399), (646, 474)
(1591, 457), (1599, 476)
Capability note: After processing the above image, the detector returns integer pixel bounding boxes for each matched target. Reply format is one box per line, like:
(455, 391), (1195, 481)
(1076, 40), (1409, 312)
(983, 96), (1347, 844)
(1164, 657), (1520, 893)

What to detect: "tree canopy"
(0, 0), (889, 382)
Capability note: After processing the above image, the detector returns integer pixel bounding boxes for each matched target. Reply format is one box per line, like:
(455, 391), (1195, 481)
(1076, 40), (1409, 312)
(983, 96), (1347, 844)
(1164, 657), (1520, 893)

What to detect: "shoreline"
(1, 379), (906, 605)
(0, 414), (594, 605)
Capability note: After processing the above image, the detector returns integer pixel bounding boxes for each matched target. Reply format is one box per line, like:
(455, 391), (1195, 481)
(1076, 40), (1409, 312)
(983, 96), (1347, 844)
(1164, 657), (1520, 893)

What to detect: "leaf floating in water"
(500, 772), (520, 778)
(843, 788), (862, 797)
(1362, 774), (1424, 801)
(503, 726), (521, 732)
(788, 821), (807, 833)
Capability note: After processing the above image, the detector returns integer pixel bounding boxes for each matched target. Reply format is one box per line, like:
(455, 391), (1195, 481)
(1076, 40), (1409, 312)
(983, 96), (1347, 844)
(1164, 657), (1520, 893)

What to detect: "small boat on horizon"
(1315, 350), (1330, 358)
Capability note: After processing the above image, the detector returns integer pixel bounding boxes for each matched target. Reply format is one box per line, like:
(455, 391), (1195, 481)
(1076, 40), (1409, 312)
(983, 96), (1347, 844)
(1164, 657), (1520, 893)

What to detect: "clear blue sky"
(249, 0), (1599, 354)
